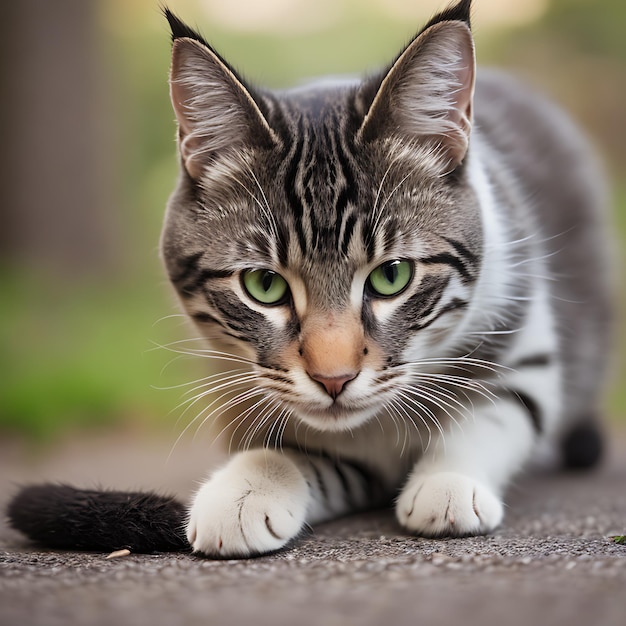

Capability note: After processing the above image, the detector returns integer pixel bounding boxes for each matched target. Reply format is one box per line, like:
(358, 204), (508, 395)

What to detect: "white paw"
(186, 450), (309, 558)
(396, 472), (503, 537)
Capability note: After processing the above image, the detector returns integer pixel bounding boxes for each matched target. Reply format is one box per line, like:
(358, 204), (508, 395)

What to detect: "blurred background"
(0, 0), (624, 444)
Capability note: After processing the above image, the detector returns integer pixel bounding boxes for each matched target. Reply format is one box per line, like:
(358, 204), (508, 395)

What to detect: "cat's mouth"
(289, 399), (381, 432)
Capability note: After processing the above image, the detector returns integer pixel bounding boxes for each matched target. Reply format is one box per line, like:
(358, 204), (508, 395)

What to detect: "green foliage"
(542, 0), (626, 60)
(0, 270), (196, 438)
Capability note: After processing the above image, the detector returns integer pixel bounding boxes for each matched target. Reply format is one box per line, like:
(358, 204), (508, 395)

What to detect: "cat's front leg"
(396, 384), (548, 537)
(188, 447), (383, 557)
(187, 449), (309, 557)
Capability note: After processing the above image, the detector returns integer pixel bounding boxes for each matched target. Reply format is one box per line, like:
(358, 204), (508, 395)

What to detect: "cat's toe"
(396, 471), (503, 537)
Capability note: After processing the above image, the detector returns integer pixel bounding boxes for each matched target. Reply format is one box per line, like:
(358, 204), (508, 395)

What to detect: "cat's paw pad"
(187, 452), (308, 558)
(396, 472), (503, 537)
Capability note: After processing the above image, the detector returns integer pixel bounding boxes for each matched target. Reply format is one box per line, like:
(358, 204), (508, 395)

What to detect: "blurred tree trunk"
(0, 0), (118, 276)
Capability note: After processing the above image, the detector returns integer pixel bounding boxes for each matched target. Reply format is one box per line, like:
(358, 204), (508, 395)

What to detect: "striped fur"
(162, 1), (611, 557)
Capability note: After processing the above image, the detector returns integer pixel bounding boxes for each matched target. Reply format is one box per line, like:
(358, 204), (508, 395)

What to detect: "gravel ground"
(1, 429), (625, 626)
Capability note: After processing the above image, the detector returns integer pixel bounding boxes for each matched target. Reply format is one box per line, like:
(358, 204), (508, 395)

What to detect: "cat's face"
(161, 8), (482, 432)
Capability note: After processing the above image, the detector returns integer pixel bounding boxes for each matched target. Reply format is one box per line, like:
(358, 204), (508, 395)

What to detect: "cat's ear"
(167, 15), (276, 180)
(357, 12), (475, 169)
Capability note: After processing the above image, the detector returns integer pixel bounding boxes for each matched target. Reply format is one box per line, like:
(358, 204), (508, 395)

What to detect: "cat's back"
(474, 69), (606, 228)
(474, 69), (612, 433)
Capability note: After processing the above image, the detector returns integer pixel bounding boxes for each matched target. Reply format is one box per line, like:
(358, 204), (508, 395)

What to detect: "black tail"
(6, 484), (191, 553)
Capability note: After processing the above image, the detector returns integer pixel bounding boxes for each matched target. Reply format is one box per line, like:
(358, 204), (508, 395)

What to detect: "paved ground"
(1, 428), (625, 626)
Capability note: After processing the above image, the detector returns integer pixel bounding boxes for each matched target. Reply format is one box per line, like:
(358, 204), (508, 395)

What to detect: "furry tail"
(560, 421), (604, 470)
(6, 484), (191, 553)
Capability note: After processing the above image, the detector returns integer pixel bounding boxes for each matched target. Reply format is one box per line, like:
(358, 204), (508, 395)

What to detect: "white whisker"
(411, 372), (498, 406)
(150, 339), (257, 365)
(372, 167), (418, 236)
(151, 313), (189, 327)
(154, 368), (251, 393)
(167, 384), (260, 462)
(465, 327), (525, 336)
(208, 389), (273, 452)
(390, 394), (433, 454)
(173, 373), (258, 421)
(240, 159), (279, 239)
(401, 385), (465, 434)
(395, 389), (446, 452)
(385, 398), (420, 455)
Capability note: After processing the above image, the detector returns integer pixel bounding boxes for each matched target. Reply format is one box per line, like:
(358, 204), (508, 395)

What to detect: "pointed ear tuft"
(169, 35), (276, 180)
(358, 19), (475, 170)
(422, 0), (472, 31)
(163, 7), (209, 45)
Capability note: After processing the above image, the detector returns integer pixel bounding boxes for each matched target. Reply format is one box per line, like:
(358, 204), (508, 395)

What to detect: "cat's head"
(161, 0), (483, 433)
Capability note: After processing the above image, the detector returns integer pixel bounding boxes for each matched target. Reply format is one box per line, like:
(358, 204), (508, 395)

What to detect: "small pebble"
(106, 549), (131, 560)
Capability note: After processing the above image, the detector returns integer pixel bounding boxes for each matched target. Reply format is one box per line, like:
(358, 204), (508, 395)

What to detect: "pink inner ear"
(449, 40), (475, 136)
(169, 72), (204, 179)
(170, 81), (193, 140)
(178, 132), (205, 181)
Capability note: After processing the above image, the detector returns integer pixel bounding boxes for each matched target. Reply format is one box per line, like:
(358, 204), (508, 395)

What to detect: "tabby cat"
(8, 0), (611, 558)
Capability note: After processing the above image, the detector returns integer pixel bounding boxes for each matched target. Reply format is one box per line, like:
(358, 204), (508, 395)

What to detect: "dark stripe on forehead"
(284, 117), (308, 254)
(333, 121), (358, 248)
(309, 195), (322, 250)
(275, 221), (290, 267)
(322, 124), (338, 187)
(340, 211), (358, 256)
(335, 153), (356, 211)
(382, 218), (400, 253)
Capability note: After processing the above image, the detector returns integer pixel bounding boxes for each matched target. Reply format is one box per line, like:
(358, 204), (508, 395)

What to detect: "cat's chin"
(291, 403), (380, 433)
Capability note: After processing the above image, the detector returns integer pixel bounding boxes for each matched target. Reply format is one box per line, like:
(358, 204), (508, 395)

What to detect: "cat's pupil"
(382, 262), (399, 284)
(261, 271), (275, 293)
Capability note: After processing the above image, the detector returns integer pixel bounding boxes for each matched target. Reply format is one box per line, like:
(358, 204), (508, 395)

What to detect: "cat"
(8, 0), (611, 558)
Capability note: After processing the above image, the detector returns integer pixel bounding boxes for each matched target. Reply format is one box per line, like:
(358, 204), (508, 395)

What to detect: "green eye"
(368, 260), (413, 297)
(242, 269), (289, 305)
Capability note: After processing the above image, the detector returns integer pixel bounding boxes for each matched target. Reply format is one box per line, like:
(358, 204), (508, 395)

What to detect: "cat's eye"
(242, 269), (289, 305)
(367, 260), (413, 297)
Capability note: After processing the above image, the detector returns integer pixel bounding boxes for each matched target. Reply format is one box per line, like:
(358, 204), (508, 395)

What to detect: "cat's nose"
(308, 372), (357, 399)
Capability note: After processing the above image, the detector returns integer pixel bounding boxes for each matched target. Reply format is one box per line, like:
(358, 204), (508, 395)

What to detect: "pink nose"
(308, 372), (357, 399)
